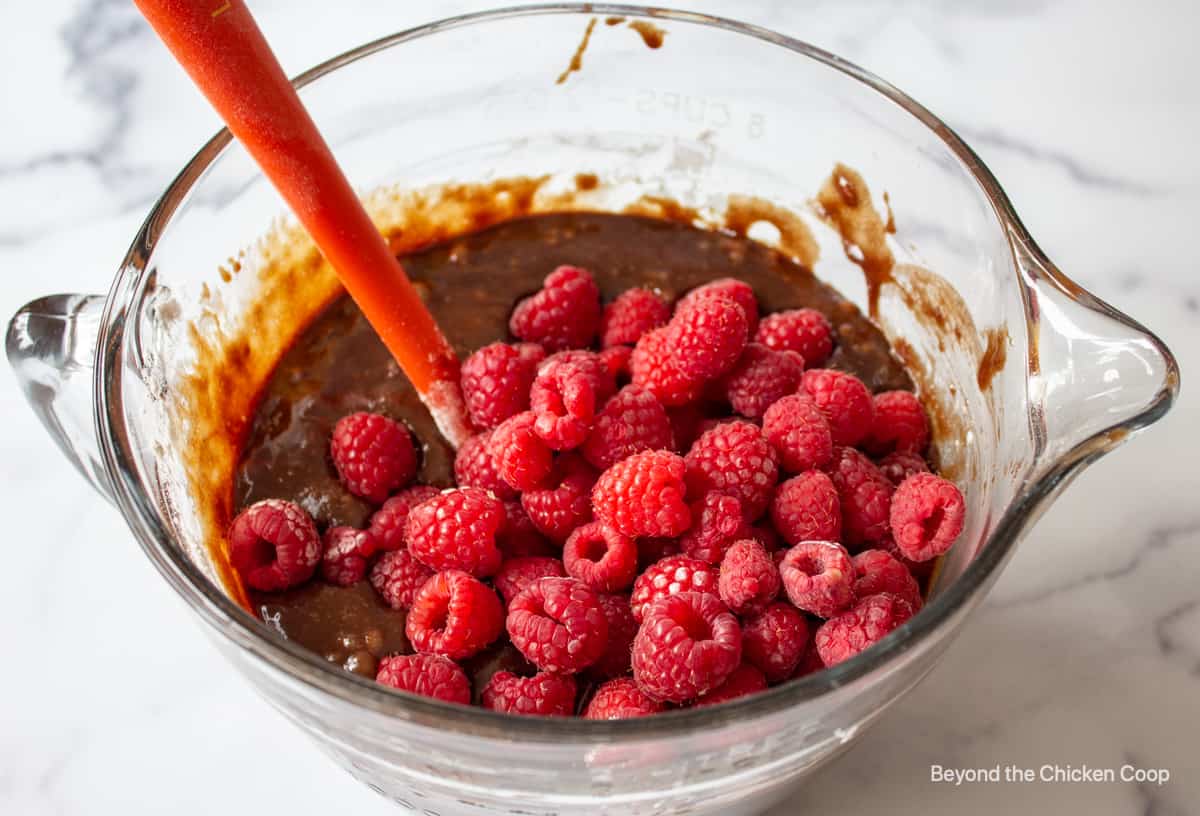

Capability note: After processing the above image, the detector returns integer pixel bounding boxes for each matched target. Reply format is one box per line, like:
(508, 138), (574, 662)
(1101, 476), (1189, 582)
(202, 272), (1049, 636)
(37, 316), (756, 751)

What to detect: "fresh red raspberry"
(320, 526), (377, 586)
(506, 577), (609, 674)
(493, 556), (567, 605)
(592, 450), (691, 538)
(598, 344), (633, 381)
(680, 492), (750, 565)
(827, 447), (894, 547)
(692, 663), (767, 707)
(741, 602), (808, 682)
(530, 351), (616, 451)
(375, 653), (470, 705)
(406, 488), (504, 578)
(637, 537), (681, 571)
(509, 265), (602, 352)
(881, 534), (937, 583)
(229, 499), (321, 592)
(520, 453), (598, 543)
(632, 591), (742, 702)
(770, 470), (842, 545)
(793, 638), (826, 678)
(490, 411), (554, 491)
(863, 390), (929, 456)
(668, 295), (748, 381)
(460, 341), (545, 430)
(684, 421), (779, 521)
(852, 549), (923, 611)
(677, 278), (759, 336)
(406, 569), (503, 659)
(630, 555), (719, 622)
(877, 451), (929, 486)
(749, 523), (782, 552)
(815, 592), (915, 667)
(369, 549), (434, 610)
(581, 386), (673, 471)
(630, 326), (705, 407)
(779, 540), (855, 618)
(889, 472), (965, 562)
(601, 287), (670, 348)
(496, 500), (554, 557)
(481, 670), (577, 716)
(754, 308), (834, 367)
(367, 485), (441, 551)
(329, 412), (417, 504)
(584, 677), (664, 719)
(665, 403), (707, 452)
(717, 539), (780, 616)
(590, 592), (638, 678)
(762, 393), (833, 473)
(563, 522), (638, 592)
(720, 344), (805, 420)
(800, 369), (875, 447)
(454, 431), (518, 500)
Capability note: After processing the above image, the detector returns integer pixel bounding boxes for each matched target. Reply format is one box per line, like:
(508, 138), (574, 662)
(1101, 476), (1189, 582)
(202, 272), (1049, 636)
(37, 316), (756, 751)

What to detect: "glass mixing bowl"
(6, 5), (1178, 815)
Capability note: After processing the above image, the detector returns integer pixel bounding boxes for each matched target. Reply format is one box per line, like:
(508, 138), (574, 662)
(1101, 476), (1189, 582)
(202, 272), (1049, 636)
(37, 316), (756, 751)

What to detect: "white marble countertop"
(1, 1), (1196, 814)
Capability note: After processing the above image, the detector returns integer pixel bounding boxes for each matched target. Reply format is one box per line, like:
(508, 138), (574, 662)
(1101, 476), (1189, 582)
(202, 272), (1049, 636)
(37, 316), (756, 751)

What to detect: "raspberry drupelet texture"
(754, 308), (834, 367)
(679, 492), (750, 565)
(815, 592), (915, 667)
(482, 671), (578, 716)
(762, 393), (834, 473)
(320, 526), (377, 586)
(669, 294), (749, 381)
(329, 412), (417, 504)
(692, 663), (768, 707)
(632, 591), (742, 702)
(229, 499), (322, 592)
(493, 556), (567, 606)
(852, 549), (923, 611)
(584, 677), (665, 719)
(827, 446), (894, 547)
(677, 278), (760, 336)
(630, 555), (719, 622)
(721, 343), (805, 420)
(368, 485), (441, 550)
(496, 500), (554, 558)
(876, 451), (929, 486)
(598, 344), (633, 382)
(889, 472), (966, 562)
(530, 351), (616, 450)
(741, 602), (809, 682)
(459, 341), (545, 430)
(592, 449), (691, 538)
(590, 592), (638, 678)
(630, 326), (705, 407)
(375, 653), (471, 705)
(506, 577), (609, 674)
(779, 540), (856, 618)
(800, 369), (875, 448)
(771, 470), (842, 545)
(406, 569), (503, 660)
(581, 386), (673, 471)
(684, 421), (779, 521)
(520, 453), (598, 543)
(563, 522), (638, 593)
(369, 549), (434, 611)
(489, 411), (554, 491)
(509, 265), (602, 352)
(718, 539), (780, 616)
(406, 487), (504, 578)
(454, 431), (518, 500)
(863, 390), (930, 456)
(601, 287), (670, 348)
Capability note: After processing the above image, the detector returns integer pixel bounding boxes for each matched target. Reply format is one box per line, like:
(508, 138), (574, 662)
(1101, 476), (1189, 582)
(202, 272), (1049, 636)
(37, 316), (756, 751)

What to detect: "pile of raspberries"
(229, 265), (965, 718)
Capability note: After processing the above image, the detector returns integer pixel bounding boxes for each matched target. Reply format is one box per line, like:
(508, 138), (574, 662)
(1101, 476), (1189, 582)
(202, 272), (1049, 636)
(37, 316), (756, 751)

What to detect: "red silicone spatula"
(135, 0), (471, 447)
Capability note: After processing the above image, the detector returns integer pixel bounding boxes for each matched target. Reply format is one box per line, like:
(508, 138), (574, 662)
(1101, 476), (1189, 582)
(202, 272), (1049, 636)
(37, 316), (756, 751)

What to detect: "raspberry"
(779, 540), (855, 618)
(375, 654), (470, 705)
(741, 602), (809, 682)
(800, 369), (874, 447)
(881, 534), (937, 583)
(677, 278), (759, 336)
(749, 523), (782, 553)
(496, 500), (554, 557)
(717, 539), (780, 616)
(229, 499), (321, 592)
(584, 677), (664, 719)
(563, 522), (638, 593)
(329, 412), (417, 504)
(666, 403), (707, 451)
(493, 556), (567, 605)
(454, 431), (518, 500)
(863, 390), (929, 456)
(530, 351), (616, 450)
(754, 308), (834, 367)
(369, 549), (434, 610)
(601, 287), (670, 348)
(406, 487), (504, 578)
(460, 342), (545, 430)
(668, 295), (748, 381)
(815, 592), (915, 667)
(598, 344), (633, 381)
(581, 386), (673, 471)
(406, 569), (503, 659)
(506, 577), (608, 674)
(692, 663), (767, 707)
(889, 472), (965, 562)
(877, 451), (929, 486)
(721, 344), (805, 420)
(684, 421), (779, 521)
(592, 450), (691, 538)
(632, 591), (742, 702)
(521, 453), (597, 543)
(770, 470), (842, 545)
(490, 411), (554, 491)
(852, 549), (923, 611)
(509, 265), (602, 352)
(762, 393), (834, 473)
(367, 485), (441, 551)
(827, 447), (894, 547)
(481, 670), (577, 716)
(630, 555), (719, 622)
(679, 492), (749, 565)
(590, 592), (638, 678)
(630, 326), (704, 407)
(320, 526), (377, 586)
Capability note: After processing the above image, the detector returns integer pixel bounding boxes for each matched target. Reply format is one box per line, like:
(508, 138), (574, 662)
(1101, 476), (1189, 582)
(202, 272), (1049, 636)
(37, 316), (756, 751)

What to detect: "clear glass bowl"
(6, 5), (1178, 815)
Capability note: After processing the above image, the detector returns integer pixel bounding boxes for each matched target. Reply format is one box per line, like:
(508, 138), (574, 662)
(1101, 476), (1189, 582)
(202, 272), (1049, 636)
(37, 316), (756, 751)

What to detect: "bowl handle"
(7, 294), (116, 504)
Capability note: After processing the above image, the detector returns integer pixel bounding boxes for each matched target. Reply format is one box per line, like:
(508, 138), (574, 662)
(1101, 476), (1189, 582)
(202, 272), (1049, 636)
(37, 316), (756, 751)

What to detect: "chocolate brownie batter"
(236, 212), (911, 674)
